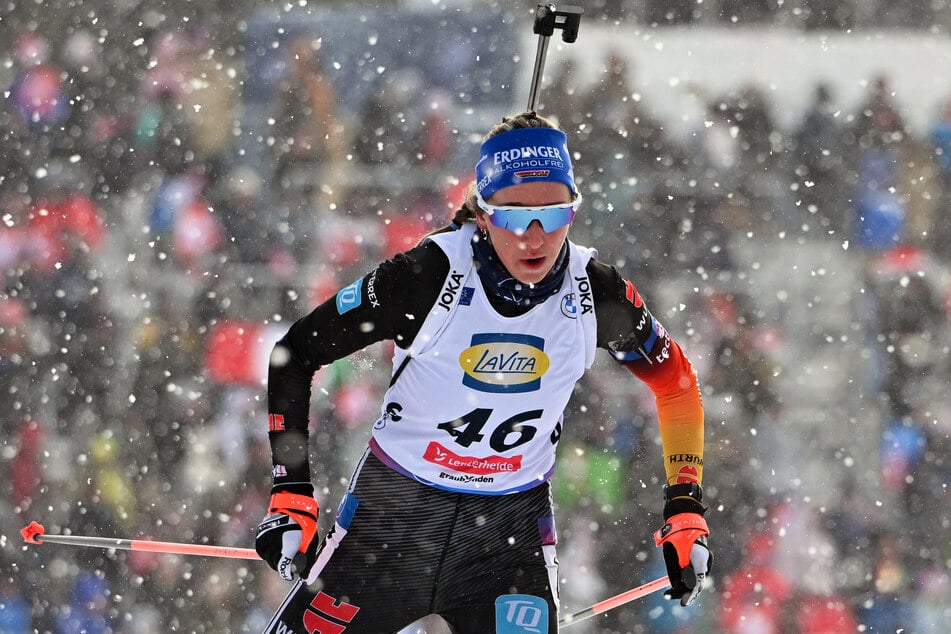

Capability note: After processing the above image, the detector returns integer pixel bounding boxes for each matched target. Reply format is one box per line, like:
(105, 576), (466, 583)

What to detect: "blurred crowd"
(2, 3), (951, 633)
(597, 0), (951, 30)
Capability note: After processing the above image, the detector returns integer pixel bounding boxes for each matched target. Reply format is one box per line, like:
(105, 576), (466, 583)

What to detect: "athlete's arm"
(588, 260), (705, 486)
(266, 240), (450, 484)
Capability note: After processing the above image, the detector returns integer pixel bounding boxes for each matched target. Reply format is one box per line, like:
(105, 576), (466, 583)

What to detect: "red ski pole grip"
(21, 521), (46, 545)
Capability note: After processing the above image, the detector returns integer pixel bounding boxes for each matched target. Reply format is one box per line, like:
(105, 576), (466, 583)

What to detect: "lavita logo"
(459, 333), (549, 394)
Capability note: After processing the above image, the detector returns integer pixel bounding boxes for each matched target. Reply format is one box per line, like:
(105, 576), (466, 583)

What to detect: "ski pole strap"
(653, 513), (709, 568)
(269, 491), (320, 553)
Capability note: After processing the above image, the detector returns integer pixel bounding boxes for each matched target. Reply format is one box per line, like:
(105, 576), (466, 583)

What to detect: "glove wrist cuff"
(654, 512), (711, 569)
(271, 482), (315, 497)
(663, 482), (707, 519)
(654, 513), (710, 546)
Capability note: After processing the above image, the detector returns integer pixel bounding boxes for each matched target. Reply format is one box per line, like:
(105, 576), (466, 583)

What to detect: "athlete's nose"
(521, 220), (546, 248)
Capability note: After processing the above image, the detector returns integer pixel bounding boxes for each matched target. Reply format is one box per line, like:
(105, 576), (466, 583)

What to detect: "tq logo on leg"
(495, 594), (548, 634)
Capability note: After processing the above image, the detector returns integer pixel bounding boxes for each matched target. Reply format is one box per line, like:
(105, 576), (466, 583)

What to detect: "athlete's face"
(476, 181), (573, 285)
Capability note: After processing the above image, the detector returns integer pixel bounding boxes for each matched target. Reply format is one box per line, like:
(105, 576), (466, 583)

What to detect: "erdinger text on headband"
(475, 191), (582, 235)
(475, 127), (578, 201)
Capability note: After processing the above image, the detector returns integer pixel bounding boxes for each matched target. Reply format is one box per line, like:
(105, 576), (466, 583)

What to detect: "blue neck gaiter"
(470, 231), (569, 308)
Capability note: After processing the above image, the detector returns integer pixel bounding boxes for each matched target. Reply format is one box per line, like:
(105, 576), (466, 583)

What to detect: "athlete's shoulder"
(362, 236), (456, 348)
(422, 223), (478, 259)
(376, 238), (450, 286)
(585, 258), (643, 306)
(584, 258), (652, 349)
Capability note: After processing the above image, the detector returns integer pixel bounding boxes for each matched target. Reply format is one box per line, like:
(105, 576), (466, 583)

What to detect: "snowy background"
(1, 0), (950, 632)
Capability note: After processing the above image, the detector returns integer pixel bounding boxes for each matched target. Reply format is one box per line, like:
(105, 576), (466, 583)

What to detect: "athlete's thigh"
(260, 575), (425, 634)
(260, 518), (433, 633)
(438, 558), (558, 634)
(262, 463), (457, 633)
(436, 487), (560, 633)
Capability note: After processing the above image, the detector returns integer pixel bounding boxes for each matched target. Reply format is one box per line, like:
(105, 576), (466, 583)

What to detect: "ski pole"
(558, 576), (669, 627)
(526, 3), (584, 112)
(20, 521), (260, 560)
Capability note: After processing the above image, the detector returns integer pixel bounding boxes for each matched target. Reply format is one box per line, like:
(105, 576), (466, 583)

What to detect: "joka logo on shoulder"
(459, 333), (549, 393)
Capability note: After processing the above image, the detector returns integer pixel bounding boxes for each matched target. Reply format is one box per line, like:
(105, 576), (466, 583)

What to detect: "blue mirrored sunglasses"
(475, 192), (581, 235)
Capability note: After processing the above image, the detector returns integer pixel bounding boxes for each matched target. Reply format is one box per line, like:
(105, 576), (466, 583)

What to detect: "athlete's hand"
(653, 483), (712, 607)
(255, 484), (320, 581)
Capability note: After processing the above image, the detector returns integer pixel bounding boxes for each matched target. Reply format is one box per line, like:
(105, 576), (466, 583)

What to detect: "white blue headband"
(475, 127), (577, 200)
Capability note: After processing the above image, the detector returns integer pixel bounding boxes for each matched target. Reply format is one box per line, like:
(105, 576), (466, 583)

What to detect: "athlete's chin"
(513, 260), (553, 285)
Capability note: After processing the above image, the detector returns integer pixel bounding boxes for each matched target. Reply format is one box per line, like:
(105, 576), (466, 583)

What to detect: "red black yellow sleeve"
(623, 334), (705, 486)
(588, 260), (705, 486)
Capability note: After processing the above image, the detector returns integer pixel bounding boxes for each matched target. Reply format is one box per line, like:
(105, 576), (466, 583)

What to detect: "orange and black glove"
(255, 483), (320, 581)
(654, 483), (712, 606)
